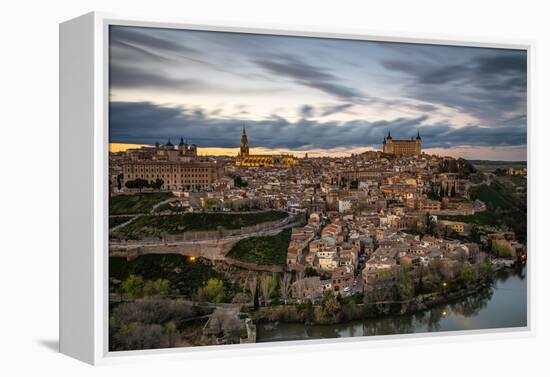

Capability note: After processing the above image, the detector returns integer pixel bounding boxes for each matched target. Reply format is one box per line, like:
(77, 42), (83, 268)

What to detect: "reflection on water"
(257, 266), (527, 342)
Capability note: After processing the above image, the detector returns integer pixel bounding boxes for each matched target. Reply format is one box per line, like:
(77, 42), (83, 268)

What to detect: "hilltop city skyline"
(109, 127), (526, 160)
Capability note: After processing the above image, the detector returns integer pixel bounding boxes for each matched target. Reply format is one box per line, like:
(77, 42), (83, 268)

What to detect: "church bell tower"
(240, 126), (250, 157)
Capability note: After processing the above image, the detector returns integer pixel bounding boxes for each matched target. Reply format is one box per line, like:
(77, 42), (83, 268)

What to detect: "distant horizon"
(109, 142), (527, 162)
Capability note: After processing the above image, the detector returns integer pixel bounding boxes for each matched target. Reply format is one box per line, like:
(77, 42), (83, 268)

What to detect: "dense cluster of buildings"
(109, 128), (525, 301)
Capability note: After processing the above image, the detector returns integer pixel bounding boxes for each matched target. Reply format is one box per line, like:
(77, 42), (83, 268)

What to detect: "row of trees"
(193, 273), (291, 308)
(246, 274), (282, 308)
(120, 275), (172, 299)
(125, 178), (164, 191)
(223, 198), (265, 212)
(365, 261), (493, 305)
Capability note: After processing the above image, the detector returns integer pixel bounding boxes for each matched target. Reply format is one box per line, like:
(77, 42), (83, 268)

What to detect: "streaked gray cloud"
(109, 64), (210, 91)
(380, 51), (527, 125)
(110, 101), (526, 150)
(254, 55), (365, 101)
(320, 103), (354, 117)
(299, 104), (315, 118)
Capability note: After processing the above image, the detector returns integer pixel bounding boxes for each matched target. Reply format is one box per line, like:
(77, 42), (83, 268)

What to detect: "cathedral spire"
(240, 124), (249, 157)
(416, 130), (421, 140)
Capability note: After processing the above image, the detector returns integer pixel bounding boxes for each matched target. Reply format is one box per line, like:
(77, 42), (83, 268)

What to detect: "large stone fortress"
(382, 130), (422, 155)
(236, 127), (298, 168)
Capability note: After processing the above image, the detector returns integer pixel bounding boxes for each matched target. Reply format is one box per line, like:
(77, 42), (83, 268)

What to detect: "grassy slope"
(109, 215), (135, 228)
(226, 228), (292, 266)
(114, 210), (288, 239)
(110, 192), (172, 215)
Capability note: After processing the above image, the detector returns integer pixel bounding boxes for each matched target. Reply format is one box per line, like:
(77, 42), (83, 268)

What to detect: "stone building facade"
(122, 161), (222, 191)
(382, 131), (422, 155)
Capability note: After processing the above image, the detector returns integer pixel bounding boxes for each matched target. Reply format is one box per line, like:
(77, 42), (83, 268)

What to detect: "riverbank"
(256, 265), (526, 342)
(253, 267), (520, 327)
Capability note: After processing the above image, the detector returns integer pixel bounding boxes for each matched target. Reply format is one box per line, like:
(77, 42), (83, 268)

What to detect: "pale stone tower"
(383, 130), (393, 154)
(415, 130), (422, 155)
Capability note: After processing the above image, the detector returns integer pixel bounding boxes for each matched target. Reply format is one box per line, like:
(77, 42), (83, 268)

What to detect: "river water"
(257, 266), (527, 342)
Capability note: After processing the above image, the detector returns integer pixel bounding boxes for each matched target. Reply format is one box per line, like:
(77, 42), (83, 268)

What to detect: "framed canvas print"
(60, 12), (533, 365)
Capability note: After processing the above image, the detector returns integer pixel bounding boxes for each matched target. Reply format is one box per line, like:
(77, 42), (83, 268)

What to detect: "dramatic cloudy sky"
(109, 25), (527, 160)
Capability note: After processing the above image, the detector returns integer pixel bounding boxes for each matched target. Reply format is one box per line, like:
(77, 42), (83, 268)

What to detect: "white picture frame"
(59, 11), (535, 365)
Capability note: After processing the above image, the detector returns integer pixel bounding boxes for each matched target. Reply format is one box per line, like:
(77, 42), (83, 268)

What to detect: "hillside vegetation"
(227, 228), (292, 266)
(113, 210), (288, 239)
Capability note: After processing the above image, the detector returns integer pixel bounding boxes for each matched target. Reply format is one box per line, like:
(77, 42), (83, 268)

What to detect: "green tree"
(460, 263), (477, 286)
(493, 168), (507, 176)
(247, 275), (258, 309)
(164, 321), (178, 347)
(150, 178), (164, 190)
(397, 266), (415, 300)
(143, 279), (171, 299)
(479, 263), (494, 282)
(304, 266), (319, 277)
(125, 178), (149, 192)
(279, 273), (292, 304)
(203, 278), (225, 303)
(321, 289), (341, 319)
(493, 242), (513, 258)
(259, 274), (277, 306)
(116, 173), (123, 190)
(234, 175), (243, 187)
(233, 175), (248, 188)
(426, 212), (436, 236)
(469, 225), (481, 243)
(203, 198), (217, 211)
(121, 275), (145, 299)
(253, 286), (260, 310)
